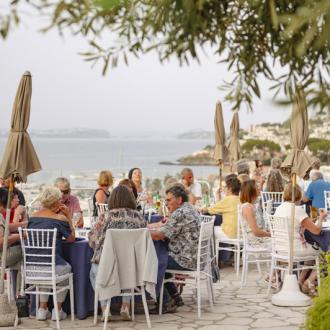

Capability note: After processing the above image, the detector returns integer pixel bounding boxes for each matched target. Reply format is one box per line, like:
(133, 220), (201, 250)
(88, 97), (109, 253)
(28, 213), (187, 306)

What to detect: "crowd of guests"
(0, 160), (329, 323)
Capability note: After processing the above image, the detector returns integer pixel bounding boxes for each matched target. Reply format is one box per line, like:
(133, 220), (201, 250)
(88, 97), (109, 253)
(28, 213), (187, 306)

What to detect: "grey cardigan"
(96, 228), (158, 301)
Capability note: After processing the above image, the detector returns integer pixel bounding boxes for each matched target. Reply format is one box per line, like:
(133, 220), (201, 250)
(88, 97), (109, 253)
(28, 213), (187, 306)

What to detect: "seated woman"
(0, 188), (24, 282)
(128, 168), (153, 205)
(274, 183), (326, 295)
(265, 169), (284, 193)
(240, 180), (271, 248)
(88, 185), (147, 321)
(119, 178), (138, 199)
(202, 174), (241, 240)
(2, 192), (28, 224)
(28, 186), (75, 321)
(93, 170), (113, 217)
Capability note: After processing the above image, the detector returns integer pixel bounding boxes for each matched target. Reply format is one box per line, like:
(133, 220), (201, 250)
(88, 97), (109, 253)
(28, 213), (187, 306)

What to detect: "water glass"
(72, 212), (81, 227)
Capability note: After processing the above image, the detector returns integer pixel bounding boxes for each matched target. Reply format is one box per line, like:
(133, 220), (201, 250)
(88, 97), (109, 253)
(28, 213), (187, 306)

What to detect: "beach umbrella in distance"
(273, 87), (313, 307)
(227, 110), (241, 171)
(0, 71), (41, 325)
(213, 101), (226, 189)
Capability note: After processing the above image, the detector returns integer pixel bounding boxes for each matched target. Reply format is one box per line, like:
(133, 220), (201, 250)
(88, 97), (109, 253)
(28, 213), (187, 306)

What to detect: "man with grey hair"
(54, 177), (84, 228)
(303, 170), (330, 209)
(180, 167), (202, 205)
(148, 184), (201, 311)
(236, 159), (250, 176)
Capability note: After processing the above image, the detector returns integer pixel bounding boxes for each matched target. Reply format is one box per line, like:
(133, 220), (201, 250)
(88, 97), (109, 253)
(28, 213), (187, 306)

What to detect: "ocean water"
(0, 137), (217, 187)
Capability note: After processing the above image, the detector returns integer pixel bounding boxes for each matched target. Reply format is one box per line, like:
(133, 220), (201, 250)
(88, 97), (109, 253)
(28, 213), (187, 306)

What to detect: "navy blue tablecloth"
(62, 238), (94, 319)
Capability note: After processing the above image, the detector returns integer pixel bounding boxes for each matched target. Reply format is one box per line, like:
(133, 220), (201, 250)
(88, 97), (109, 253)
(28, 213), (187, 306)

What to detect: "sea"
(0, 137), (217, 188)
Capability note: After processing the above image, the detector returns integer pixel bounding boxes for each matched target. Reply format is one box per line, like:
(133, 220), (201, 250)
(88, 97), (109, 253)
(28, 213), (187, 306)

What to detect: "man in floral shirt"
(149, 184), (201, 310)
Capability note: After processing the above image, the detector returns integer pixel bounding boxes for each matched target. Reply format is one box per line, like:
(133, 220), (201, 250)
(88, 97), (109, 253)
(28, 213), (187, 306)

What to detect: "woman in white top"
(274, 183), (327, 295)
(240, 180), (271, 249)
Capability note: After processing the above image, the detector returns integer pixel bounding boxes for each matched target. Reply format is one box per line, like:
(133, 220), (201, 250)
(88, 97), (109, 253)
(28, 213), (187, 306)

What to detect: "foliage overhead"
(1, 0), (330, 112)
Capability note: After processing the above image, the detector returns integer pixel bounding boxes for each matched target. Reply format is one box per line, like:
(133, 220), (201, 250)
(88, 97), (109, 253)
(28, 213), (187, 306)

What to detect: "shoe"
(36, 308), (51, 321)
(51, 308), (67, 321)
(120, 305), (131, 321)
(173, 294), (184, 307)
(149, 298), (177, 314)
(301, 279), (317, 297)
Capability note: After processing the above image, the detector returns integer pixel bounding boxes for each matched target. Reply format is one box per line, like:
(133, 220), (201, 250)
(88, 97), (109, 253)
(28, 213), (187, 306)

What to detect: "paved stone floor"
(9, 266), (308, 330)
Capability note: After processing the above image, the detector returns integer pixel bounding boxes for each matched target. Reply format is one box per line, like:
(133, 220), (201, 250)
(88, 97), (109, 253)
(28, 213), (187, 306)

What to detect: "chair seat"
(25, 272), (72, 285)
(245, 246), (271, 253)
(271, 252), (319, 262)
(217, 237), (242, 244)
(164, 268), (210, 278)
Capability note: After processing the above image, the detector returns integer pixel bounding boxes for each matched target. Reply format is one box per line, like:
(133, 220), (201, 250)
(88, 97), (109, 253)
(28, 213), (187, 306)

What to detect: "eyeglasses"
(165, 197), (175, 203)
(60, 189), (70, 195)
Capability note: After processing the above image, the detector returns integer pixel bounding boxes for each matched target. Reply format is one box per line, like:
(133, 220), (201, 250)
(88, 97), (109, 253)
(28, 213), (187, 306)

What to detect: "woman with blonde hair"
(93, 170), (113, 216)
(28, 186), (75, 321)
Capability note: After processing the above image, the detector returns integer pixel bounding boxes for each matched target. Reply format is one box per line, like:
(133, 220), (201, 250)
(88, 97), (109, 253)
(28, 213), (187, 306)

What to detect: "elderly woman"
(128, 168), (153, 205)
(93, 170), (113, 216)
(28, 186), (75, 321)
(275, 183), (327, 295)
(88, 185), (147, 321)
(240, 180), (271, 248)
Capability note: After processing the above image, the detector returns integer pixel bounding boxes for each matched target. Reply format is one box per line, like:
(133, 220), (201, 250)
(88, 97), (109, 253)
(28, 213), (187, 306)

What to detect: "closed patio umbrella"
(273, 87), (313, 307)
(213, 102), (226, 189)
(0, 71), (41, 325)
(227, 111), (240, 171)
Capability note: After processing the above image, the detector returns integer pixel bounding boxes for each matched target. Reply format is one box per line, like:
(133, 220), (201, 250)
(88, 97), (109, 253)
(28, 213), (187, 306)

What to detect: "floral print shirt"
(88, 208), (147, 264)
(160, 202), (201, 270)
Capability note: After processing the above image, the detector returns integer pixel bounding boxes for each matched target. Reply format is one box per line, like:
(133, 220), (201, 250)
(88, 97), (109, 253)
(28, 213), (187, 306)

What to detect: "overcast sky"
(0, 9), (291, 137)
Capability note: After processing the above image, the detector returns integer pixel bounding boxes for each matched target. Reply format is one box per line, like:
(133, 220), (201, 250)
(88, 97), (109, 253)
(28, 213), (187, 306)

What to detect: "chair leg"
(69, 275), (75, 321)
(141, 286), (151, 329)
(6, 270), (11, 302)
(94, 289), (98, 325)
(316, 257), (321, 287)
(240, 252), (246, 288)
(36, 286), (39, 317)
(206, 277), (213, 309)
(103, 300), (111, 330)
(267, 258), (274, 296)
(53, 284), (60, 330)
(131, 288), (135, 321)
(197, 274), (201, 319)
(256, 260), (262, 276)
(159, 277), (165, 315)
(236, 244), (240, 277)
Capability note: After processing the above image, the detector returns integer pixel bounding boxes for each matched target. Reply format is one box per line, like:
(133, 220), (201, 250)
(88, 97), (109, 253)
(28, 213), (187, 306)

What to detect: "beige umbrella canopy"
(213, 102), (226, 163)
(281, 88), (313, 179)
(227, 110), (241, 166)
(0, 71), (41, 183)
(213, 102), (226, 188)
(0, 71), (41, 307)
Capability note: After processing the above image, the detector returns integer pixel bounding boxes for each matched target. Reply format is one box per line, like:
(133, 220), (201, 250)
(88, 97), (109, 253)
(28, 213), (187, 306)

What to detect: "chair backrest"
(237, 205), (249, 247)
(197, 216), (215, 272)
(96, 202), (108, 215)
(260, 192), (283, 215)
(97, 228), (158, 298)
(266, 214), (290, 254)
(324, 191), (330, 213)
(19, 228), (57, 280)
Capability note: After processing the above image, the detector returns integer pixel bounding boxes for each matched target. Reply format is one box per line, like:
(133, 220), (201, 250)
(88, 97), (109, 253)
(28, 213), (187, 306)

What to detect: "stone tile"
(194, 320), (214, 325)
(226, 311), (255, 318)
(254, 312), (274, 318)
(206, 305), (245, 313)
(215, 317), (253, 326)
(251, 318), (291, 328)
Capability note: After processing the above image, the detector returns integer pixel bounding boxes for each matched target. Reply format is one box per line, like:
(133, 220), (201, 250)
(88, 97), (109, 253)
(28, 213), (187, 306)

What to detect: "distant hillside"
(29, 128), (111, 139)
(177, 129), (213, 140)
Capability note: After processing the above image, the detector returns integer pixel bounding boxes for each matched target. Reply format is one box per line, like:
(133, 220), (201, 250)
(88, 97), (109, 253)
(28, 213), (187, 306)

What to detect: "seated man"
(54, 177), (84, 228)
(303, 170), (330, 210)
(149, 184), (201, 311)
(180, 168), (202, 205)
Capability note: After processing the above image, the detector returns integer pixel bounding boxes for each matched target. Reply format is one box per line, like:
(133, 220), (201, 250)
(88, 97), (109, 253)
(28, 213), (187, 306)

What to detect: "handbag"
(16, 295), (29, 318)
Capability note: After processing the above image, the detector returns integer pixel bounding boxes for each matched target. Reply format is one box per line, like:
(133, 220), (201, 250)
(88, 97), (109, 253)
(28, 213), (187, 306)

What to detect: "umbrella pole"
(219, 161), (223, 192)
(289, 173), (296, 274)
(0, 175), (14, 294)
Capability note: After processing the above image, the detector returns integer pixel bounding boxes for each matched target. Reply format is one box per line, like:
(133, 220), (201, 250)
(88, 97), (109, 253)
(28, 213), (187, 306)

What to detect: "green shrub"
(306, 254), (330, 330)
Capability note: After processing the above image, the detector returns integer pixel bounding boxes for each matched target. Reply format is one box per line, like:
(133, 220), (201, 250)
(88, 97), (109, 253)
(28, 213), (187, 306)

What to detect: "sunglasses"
(60, 189), (70, 195)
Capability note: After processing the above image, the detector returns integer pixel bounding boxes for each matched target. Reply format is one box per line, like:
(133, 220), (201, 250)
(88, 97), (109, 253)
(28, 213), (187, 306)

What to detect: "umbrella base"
(272, 274), (311, 307)
(0, 293), (17, 327)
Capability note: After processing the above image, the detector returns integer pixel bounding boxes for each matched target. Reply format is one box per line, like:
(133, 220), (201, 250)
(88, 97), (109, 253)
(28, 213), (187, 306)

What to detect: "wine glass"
(72, 212), (81, 228)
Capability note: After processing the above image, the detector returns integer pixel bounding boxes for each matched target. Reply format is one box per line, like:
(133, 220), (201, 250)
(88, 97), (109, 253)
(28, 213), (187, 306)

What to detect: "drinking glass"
(72, 212), (81, 228)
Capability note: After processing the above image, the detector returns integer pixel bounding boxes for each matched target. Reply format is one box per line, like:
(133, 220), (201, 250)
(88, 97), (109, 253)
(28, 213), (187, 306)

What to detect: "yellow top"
(207, 195), (240, 238)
